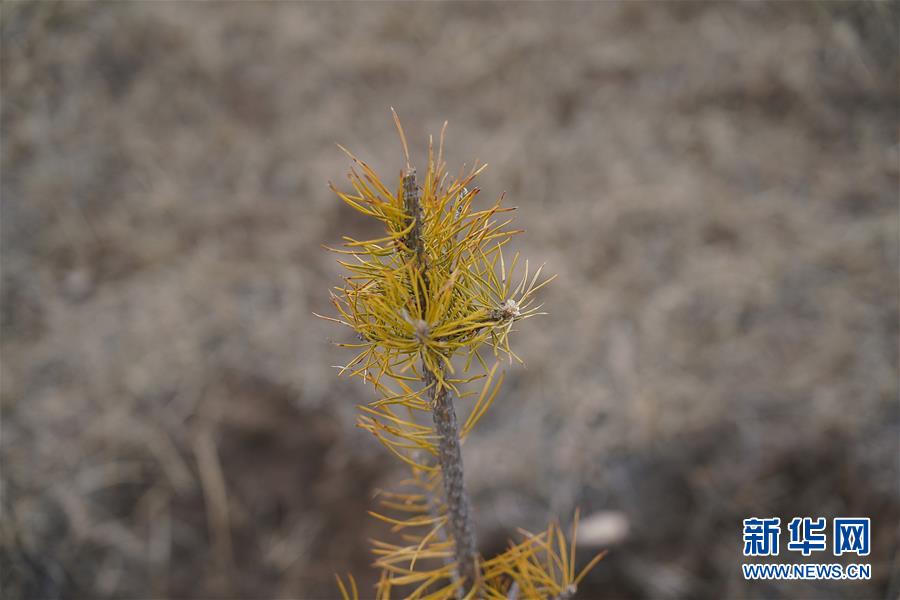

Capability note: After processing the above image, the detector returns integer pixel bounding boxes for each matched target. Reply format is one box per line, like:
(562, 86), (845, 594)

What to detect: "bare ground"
(1, 2), (898, 599)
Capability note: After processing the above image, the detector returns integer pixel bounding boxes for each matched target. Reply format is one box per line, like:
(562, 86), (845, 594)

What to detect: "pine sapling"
(323, 111), (605, 600)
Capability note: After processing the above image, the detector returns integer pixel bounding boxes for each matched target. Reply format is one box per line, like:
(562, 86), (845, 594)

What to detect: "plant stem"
(425, 367), (479, 589)
(403, 168), (480, 592)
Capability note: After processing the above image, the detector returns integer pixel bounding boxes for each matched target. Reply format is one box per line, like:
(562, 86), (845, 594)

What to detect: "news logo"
(742, 517), (781, 557)
(833, 518), (870, 557)
(742, 516), (871, 581)
(787, 517), (827, 556)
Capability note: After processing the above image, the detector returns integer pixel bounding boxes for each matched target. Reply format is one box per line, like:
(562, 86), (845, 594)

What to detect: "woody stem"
(426, 368), (479, 589)
(403, 168), (480, 592)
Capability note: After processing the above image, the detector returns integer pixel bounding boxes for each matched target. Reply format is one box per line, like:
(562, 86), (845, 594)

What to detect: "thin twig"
(193, 425), (234, 579)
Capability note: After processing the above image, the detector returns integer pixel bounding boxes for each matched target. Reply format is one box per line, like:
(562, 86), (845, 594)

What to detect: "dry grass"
(1, 2), (897, 599)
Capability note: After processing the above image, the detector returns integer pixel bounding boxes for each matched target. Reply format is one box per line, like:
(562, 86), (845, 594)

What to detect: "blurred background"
(1, 2), (898, 599)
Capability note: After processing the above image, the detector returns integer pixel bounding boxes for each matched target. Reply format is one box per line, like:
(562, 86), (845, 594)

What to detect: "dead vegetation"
(1, 2), (897, 599)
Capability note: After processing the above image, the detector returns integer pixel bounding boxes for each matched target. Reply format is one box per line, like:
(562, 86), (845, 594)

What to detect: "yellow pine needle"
(556, 523), (569, 588)
(406, 575), (448, 600)
(376, 548), (455, 569)
(378, 564), (453, 585)
(379, 500), (430, 514)
(574, 550), (608, 586)
(358, 405), (432, 433)
(391, 107), (411, 171)
(419, 579), (464, 600)
(461, 364), (504, 438)
(366, 431), (438, 472)
(368, 511), (446, 530)
(569, 509), (579, 583)
(335, 573), (359, 600)
(410, 520), (450, 571)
